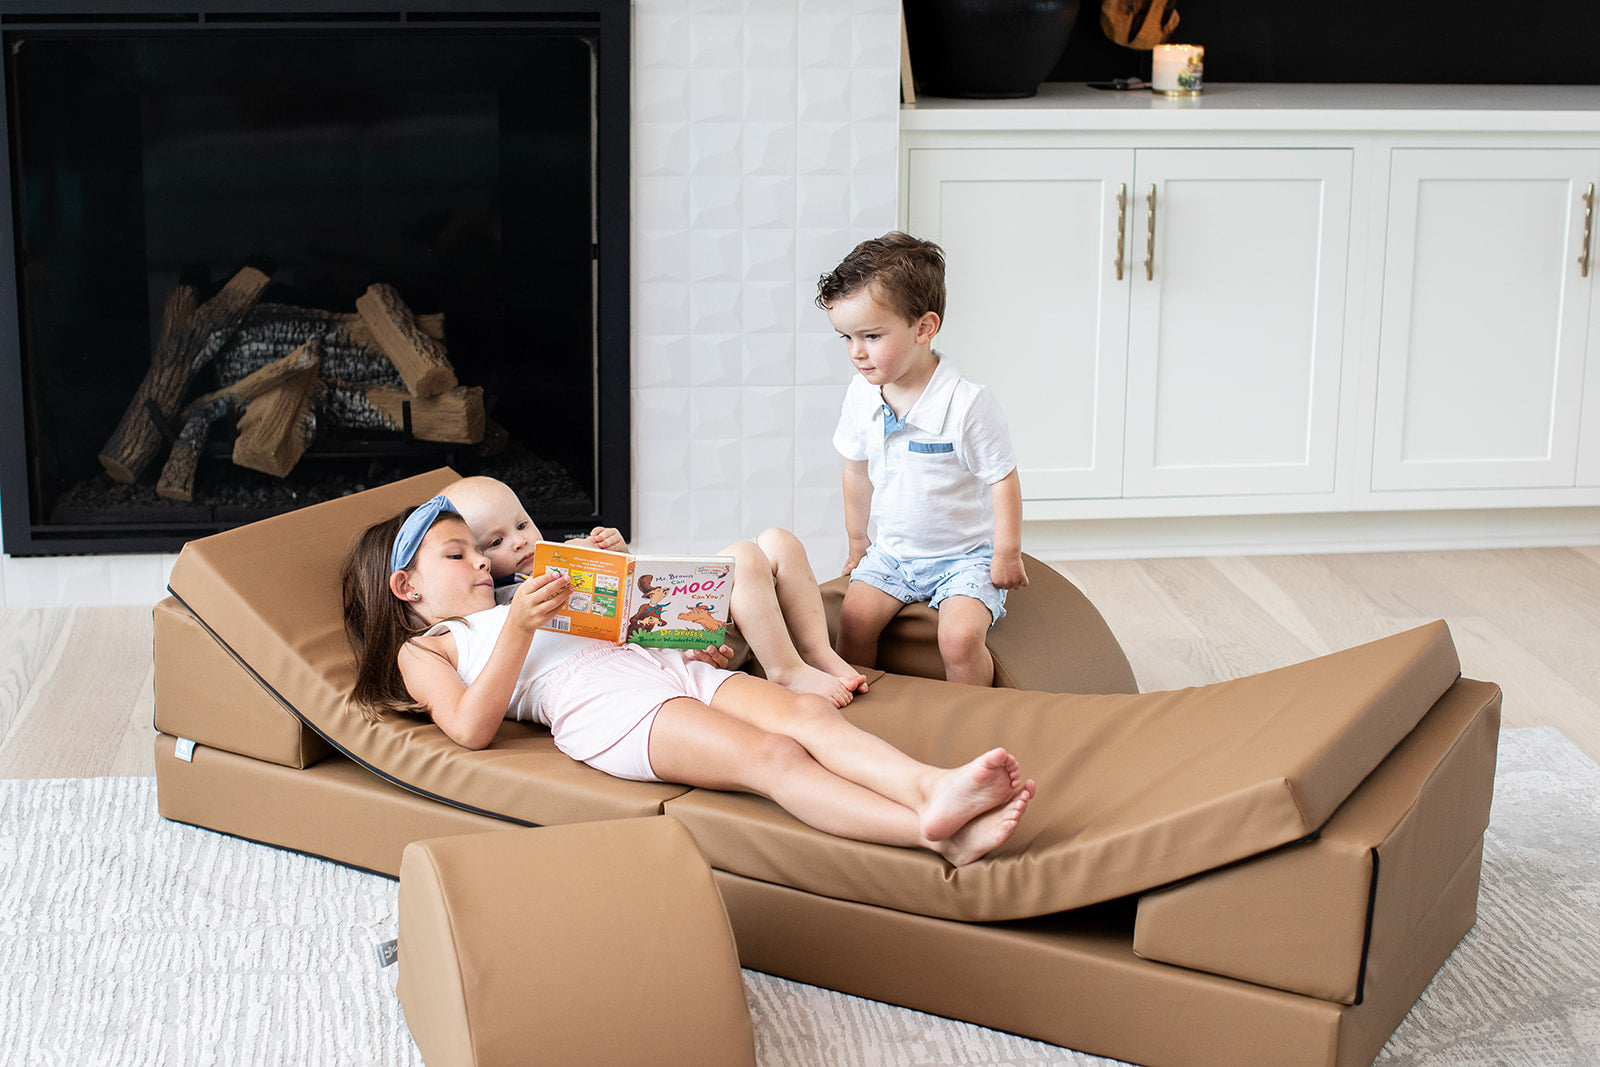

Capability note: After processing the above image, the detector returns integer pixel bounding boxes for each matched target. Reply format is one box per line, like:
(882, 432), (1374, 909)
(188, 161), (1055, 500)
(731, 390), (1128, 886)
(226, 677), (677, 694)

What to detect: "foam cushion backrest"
(167, 469), (688, 825)
(818, 559), (1139, 694)
(663, 620), (1462, 922)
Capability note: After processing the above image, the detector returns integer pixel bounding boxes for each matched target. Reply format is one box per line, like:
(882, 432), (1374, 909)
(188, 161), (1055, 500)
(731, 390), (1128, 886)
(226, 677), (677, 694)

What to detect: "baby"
(443, 476), (869, 707)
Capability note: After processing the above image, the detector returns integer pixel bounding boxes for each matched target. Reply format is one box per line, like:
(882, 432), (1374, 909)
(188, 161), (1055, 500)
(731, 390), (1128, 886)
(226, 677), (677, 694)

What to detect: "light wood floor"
(2, 544), (1598, 779)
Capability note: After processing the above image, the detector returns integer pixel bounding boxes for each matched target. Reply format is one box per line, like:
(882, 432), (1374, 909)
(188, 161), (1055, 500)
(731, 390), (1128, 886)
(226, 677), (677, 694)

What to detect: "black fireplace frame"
(0, 0), (631, 556)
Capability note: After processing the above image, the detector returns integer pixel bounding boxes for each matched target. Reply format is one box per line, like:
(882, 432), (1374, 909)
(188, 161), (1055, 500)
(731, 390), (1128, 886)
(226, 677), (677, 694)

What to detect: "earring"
(410, 592), (421, 601)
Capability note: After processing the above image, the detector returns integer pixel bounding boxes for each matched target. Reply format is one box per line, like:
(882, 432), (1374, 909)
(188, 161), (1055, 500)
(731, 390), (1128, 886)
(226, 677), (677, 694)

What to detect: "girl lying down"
(341, 496), (1035, 866)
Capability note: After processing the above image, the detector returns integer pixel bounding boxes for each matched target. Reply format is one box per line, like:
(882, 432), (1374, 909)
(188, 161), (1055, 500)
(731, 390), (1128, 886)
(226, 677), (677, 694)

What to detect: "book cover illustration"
(528, 541), (734, 649)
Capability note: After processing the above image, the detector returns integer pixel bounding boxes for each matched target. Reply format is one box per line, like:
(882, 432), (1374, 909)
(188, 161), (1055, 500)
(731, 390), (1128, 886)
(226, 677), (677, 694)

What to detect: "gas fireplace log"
(363, 384), (485, 443)
(183, 341), (322, 415)
(155, 342), (320, 501)
(355, 283), (456, 398)
(98, 266), (271, 484)
(232, 370), (319, 477)
(322, 379), (485, 443)
(217, 305), (444, 388)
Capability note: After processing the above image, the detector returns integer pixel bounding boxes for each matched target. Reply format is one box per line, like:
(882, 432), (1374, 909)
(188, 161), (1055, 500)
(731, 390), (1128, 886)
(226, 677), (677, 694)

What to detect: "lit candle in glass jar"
(1152, 44), (1203, 95)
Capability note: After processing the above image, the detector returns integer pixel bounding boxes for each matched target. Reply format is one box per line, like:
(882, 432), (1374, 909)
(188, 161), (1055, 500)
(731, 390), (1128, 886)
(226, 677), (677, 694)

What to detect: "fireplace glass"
(0, 4), (629, 555)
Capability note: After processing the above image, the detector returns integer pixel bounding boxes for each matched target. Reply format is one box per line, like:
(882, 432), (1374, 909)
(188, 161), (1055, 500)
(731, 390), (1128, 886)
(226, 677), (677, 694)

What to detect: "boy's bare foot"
(768, 663), (856, 708)
(920, 747), (1022, 842)
(934, 780), (1036, 867)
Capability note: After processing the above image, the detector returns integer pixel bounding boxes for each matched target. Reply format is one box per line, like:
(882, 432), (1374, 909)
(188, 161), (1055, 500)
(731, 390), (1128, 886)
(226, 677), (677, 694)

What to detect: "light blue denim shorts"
(849, 543), (1007, 627)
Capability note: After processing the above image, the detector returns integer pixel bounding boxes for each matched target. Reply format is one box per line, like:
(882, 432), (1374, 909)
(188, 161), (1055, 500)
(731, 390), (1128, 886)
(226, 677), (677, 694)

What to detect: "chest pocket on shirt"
(907, 440), (955, 455)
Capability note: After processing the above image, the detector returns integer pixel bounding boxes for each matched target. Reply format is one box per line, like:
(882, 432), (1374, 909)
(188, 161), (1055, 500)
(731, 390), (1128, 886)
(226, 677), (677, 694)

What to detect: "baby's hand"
(587, 526), (628, 552)
(842, 542), (869, 577)
(991, 553), (1029, 590)
(508, 571), (571, 634)
(683, 644), (736, 670)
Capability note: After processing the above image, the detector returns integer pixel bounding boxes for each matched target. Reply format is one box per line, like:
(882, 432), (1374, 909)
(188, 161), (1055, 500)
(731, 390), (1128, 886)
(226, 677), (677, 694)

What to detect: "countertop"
(900, 83), (1600, 133)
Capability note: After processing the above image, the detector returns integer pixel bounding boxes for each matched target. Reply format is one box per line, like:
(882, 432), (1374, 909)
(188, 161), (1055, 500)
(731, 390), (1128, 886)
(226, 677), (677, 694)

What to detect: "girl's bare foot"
(934, 780), (1036, 867)
(920, 747), (1022, 842)
(768, 663), (856, 708)
(809, 647), (870, 699)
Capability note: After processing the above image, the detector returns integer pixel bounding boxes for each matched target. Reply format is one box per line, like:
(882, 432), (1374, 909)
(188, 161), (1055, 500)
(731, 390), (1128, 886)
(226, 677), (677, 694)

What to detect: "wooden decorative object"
(355, 383), (485, 444)
(355, 283), (456, 398)
(155, 342), (321, 501)
(232, 370), (319, 477)
(98, 266), (270, 484)
(1100, 0), (1180, 49)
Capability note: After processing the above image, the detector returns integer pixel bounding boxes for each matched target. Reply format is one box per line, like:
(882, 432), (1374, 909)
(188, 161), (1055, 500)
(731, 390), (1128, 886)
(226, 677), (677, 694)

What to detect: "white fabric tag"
(375, 939), (398, 968)
(174, 738), (197, 763)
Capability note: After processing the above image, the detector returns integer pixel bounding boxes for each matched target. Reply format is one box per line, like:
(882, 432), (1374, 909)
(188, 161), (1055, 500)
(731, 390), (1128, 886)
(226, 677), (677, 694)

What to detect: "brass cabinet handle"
(1581, 182), (1595, 279)
(1144, 184), (1156, 281)
(1114, 183), (1127, 280)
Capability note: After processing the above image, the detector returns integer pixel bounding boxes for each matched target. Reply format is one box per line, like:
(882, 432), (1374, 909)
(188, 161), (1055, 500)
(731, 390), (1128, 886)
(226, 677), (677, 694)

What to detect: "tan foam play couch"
(153, 470), (1500, 1066)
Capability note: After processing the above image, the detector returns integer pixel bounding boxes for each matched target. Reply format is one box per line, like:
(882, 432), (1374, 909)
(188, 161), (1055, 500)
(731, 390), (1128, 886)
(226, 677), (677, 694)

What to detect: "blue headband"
(390, 495), (462, 573)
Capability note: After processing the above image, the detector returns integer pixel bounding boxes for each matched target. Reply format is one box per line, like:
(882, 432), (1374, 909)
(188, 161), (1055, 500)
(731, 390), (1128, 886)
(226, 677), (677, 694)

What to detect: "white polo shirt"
(833, 355), (1018, 560)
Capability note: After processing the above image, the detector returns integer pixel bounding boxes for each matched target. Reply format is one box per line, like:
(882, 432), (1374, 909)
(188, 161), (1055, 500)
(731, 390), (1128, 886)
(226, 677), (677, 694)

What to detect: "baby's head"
(815, 231), (946, 327)
(442, 475), (541, 578)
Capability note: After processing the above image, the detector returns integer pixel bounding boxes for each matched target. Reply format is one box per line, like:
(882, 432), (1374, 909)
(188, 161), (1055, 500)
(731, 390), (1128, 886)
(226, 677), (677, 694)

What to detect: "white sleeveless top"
(421, 605), (592, 724)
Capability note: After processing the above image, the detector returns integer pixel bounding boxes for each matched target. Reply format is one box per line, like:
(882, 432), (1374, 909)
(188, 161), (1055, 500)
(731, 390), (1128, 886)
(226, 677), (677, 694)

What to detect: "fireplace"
(0, 0), (630, 556)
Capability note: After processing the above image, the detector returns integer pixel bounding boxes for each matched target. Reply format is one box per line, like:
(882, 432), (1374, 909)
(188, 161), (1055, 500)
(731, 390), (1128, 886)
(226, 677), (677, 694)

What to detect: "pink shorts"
(537, 644), (736, 782)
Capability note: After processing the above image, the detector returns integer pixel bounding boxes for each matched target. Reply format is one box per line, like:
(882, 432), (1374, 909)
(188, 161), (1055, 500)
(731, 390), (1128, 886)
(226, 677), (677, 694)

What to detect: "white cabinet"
(904, 143), (1352, 504)
(905, 148), (1128, 499)
(900, 84), (1600, 540)
(1124, 149), (1351, 498)
(1371, 149), (1600, 491)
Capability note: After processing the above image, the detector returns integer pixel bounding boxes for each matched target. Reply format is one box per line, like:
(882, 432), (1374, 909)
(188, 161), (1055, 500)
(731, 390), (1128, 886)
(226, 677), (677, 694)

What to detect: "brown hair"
(815, 231), (946, 325)
(341, 507), (438, 723)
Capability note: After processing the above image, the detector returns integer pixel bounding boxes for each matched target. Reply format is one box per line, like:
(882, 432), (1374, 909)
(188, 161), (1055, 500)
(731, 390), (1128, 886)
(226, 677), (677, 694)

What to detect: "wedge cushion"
(1132, 676), (1500, 1002)
(665, 620), (1461, 921)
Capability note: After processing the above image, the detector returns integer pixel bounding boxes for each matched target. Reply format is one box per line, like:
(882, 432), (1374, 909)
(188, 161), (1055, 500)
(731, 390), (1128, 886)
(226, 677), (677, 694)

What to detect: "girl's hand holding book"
(508, 571), (572, 635)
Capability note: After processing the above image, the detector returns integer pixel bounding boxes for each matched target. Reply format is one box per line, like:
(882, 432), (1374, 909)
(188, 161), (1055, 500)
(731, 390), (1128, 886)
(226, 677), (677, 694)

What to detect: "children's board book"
(524, 541), (734, 649)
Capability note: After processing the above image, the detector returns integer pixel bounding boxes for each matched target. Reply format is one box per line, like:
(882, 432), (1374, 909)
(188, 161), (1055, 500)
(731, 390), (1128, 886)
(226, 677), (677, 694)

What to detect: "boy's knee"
(937, 608), (991, 661)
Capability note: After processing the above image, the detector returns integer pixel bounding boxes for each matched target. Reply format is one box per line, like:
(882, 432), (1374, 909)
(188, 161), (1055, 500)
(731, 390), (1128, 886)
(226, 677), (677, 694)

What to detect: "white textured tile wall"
(0, 0), (902, 607)
(630, 0), (901, 575)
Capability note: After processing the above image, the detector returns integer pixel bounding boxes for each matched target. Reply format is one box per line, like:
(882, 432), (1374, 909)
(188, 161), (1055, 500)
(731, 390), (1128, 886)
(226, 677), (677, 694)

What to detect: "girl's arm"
(398, 573), (571, 750)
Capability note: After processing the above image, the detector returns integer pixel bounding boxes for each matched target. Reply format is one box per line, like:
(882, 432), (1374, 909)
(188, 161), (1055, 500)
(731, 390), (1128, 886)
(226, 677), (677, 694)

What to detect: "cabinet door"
(1123, 149), (1353, 497)
(905, 148), (1131, 500)
(1372, 149), (1599, 491)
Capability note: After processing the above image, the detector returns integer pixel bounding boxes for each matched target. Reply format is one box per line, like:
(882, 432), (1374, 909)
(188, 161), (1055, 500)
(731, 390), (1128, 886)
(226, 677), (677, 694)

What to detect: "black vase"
(905, 0), (1081, 99)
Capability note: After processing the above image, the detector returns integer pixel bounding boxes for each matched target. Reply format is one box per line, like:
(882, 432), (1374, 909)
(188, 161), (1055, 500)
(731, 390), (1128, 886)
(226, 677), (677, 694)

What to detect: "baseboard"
(1024, 507), (1600, 560)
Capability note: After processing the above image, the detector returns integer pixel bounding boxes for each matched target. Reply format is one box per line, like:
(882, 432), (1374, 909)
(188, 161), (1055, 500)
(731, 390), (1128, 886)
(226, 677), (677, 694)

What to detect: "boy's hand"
(507, 571), (572, 634)
(683, 644), (736, 670)
(842, 539), (871, 577)
(991, 553), (1029, 590)
(586, 526), (628, 552)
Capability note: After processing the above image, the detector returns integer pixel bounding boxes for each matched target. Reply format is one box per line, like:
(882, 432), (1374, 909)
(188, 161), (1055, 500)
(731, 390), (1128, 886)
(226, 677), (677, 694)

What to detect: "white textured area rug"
(2, 726), (1598, 1067)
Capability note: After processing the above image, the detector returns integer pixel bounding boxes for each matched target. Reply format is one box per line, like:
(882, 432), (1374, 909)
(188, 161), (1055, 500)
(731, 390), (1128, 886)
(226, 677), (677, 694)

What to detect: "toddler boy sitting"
(818, 232), (1027, 687)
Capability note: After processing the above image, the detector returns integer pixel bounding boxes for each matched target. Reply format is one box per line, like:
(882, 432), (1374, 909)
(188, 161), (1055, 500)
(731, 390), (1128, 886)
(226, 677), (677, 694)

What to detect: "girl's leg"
(647, 696), (1031, 866)
(709, 673), (1026, 843)
(751, 528), (868, 696)
(719, 535), (861, 707)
